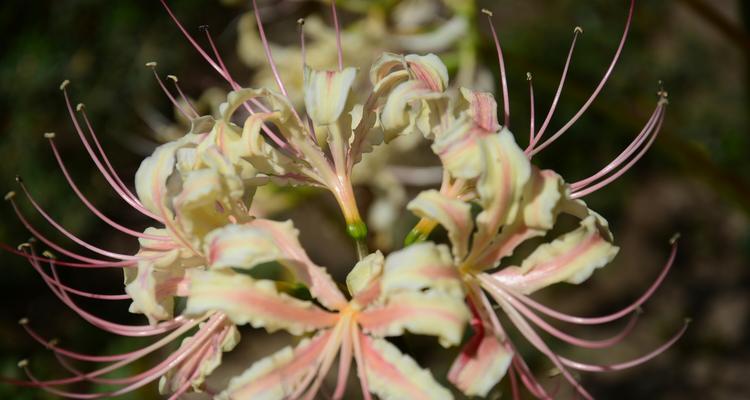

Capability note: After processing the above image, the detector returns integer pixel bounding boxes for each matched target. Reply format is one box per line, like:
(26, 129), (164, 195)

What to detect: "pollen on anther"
(18, 317), (29, 325)
(297, 18), (305, 26)
(167, 75), (178, 82)
(44, 132), (56, 139)
(43, 250), (57, 260)
(17, 359), (29, 368)
(145, 61), (158, 68)
(59, 80), (70, 91)
(526, 72), (533, 81)
(574, 26), (584, 35)
(76, 103), (86, 112)
(481, 9), (493, 17)
(669, 232), (681, 245)
(4, 191), (16, 201)
(15, 175), (23, 183)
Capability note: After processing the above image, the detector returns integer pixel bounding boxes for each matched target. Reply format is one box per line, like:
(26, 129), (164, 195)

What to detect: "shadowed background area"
(1, 0), (748, 398)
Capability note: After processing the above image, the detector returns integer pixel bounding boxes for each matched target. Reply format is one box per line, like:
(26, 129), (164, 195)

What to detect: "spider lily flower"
(182, 218), (469, 399)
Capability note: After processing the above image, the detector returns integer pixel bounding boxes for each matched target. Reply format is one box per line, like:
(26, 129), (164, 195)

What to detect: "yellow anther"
(167, 75), (178, 82)
(44, 132), (56, 139)
(574, 26), (584, 35)
(18, 317), (29, 325)
(17, 359), (29, 368)
(481, 9), (493, 17)
(145, 61), (158, 68)
(59, 80), (70, 90)
(4, 191), (16, 201)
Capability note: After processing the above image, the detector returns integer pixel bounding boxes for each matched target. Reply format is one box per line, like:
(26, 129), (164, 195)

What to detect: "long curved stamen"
(503, 237), (678, 325)
(571, 97), (665, 192)
(331, 0), (344, 71)
(251, 0), (289, 97)
(528, 26), (583, 153)
(167, 74), (200, 118)
(7, 196), (140, 266)
(45, 133), (170, 241)
(24, 259), (129, 300)
(482, 9), (510, 128)
(487, 288), (594, 400)
(559, 320), (689, 372)
(146, 62), (193, 120)
(526, 72), (536, 148)
(0, 241), (135, 268)
(298, 18), (307, 70)
(60, 82), (161, 221)
(16, 178), (142, 261)
(571, 101), (666, 198)
(530, 0), (635, 156)
(501, 290), (642, 349)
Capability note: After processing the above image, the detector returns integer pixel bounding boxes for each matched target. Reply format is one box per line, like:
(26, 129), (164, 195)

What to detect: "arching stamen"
(146, 62), (193, 120)
(530, 0), (635, 156)
(0, 241), (131, 268)
(501, 236), (678, 325)
(331, 0), (344, 71)
(60, 81), (161, 221)
(482, 9), (510, 128)
(251, 0), (290, 97)
(45, 133), (170, 242)
(571, 97), (666, 193)
(166, 74), (200, 118)
(7, 196), (139, 266)
(559, 319), (689, 372)
(528, 26), (583, 154)
(25, 258), (129, 300)
(571, 99), (667, 198)
(16, 177), (142, 261)
(526, 72), (536, 148)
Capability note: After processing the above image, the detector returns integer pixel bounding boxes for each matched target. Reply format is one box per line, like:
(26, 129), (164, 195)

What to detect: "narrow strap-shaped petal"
(491, 215), (619, 294)
(304, 66), (357, 126)
(407, 189), (473, 262)
(381, 242), (463, 298)
(185, 270), (338, 335)
(359, 290), (469, 347)
(204, 219), (347, 310)
(448, 334), (512, 397)
(359, 335), (453, 400)
(217, 330), (333, 400)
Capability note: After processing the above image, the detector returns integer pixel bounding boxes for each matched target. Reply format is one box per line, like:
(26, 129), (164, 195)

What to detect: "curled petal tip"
(481, 8), (493, 17)
(4, 191), (16, 201)
(43, 132), (56, 139)
(17, 359), (28, 368)
(574, 26), (584, 34)
(167, 74), (178, 82)
(18, 317), (29, 325)
(59, 79), (70, 90)
(669, 233), (681, 245)
(145, 61), (158, 68)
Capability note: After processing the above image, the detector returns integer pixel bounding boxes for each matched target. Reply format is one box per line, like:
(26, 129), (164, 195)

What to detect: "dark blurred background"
(1, 0), (749, 399)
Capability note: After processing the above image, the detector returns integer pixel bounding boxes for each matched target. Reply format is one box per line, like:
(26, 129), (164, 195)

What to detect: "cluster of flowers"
(2, 0), (685, 399)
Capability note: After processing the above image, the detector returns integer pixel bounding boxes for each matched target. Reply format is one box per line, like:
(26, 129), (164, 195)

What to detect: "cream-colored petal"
(185, 270), (338, 335)
(346, 251), (384, 298)
(448, 334), (512, 397)
(204, 220), (347, 310)
(359, 335), (453, 400)
(218, 330), (333, 400)
(407, 189), (473, 262)
(381, 242), (464, 298)
(404, 53), (449, 92)
(304, 66), (357, 126)
(491, 215), (619, 294)
(124, 253), (185, 324)
(359, 290), (469, 347)
(458, 88), (499, 133)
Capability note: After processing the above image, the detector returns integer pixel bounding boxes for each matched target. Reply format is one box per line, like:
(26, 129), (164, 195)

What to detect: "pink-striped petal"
(381, 242), (463, 298)
(448, 335), (512, 397)
(407, 189), (473, 261)
(359, 335), (452, 400)
(185, 270), (338, 335)
(492, 215), (619, 294)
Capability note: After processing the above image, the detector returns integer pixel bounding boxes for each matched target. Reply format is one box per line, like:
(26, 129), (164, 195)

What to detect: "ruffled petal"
(204, 219), (347, 310)
(458, 87), (499, 133)
(407, 189), (473, 262)
(448, 335), (512, 397)
(358, 290), (469, 347)
(491, 215), (619, 294)
(185, 270), (338, 335)
(381, 242), (463, 298)
(218, 330), (333, 400)
(359, 335), (453, 400)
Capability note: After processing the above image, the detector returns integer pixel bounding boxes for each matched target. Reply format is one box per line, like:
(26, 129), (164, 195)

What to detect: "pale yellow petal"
(381, 242), (463, 299)
(304, 66), (357, 125)
(407, 189), (473, 261)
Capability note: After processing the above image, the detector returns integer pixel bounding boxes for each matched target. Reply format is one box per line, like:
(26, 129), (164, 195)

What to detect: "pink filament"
(331, 0), (344, 71)
(530, 0), (635, 156)
(46, 136), (169, 241)
(169, 76), (200, 118)
(485, 12), (510, 128)
(149, 66), (193, 120)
